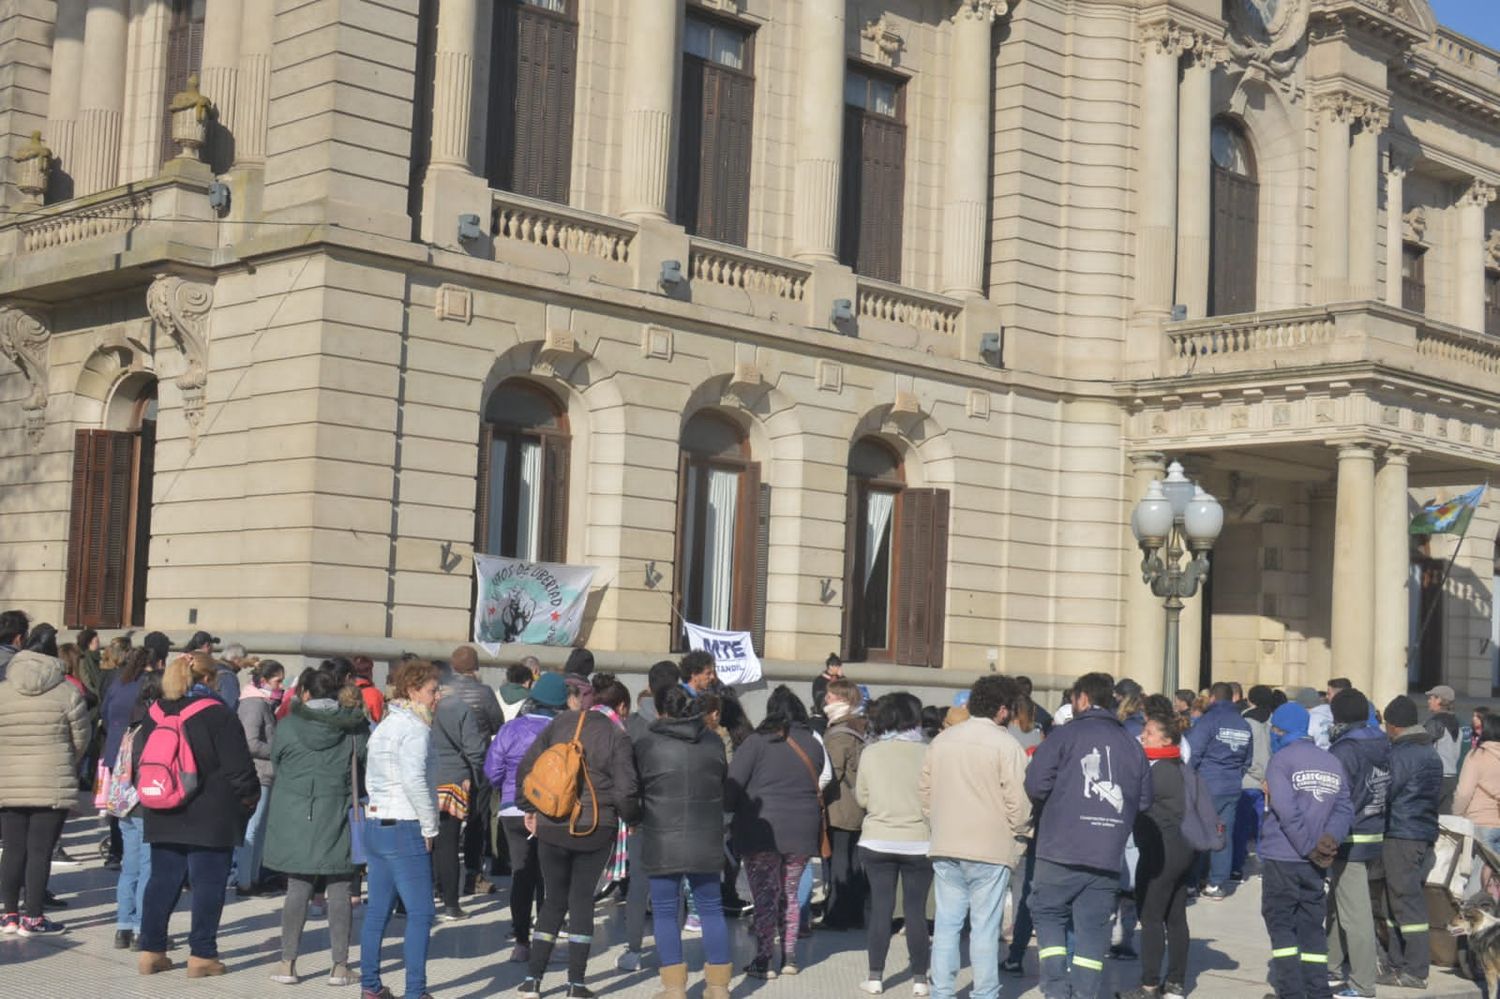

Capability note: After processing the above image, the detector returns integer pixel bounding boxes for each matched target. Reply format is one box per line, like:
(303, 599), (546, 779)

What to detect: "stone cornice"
(0, 302), (50, 451)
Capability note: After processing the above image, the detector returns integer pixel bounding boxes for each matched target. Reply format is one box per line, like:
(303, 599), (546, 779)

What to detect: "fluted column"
(235, 0), (274, 164)
(1133, 22), (1185, 319)
(428, 0), (478, 169)
(1347, 104), (1387, 302)
(1372, 448), (1411, 711)
(1175, 40), (1214, 319)
(75, 0), (130, 195)
(200, 0), (243, 170)
(620, 0), (680, 221)
(45, 0), (87, 191)
(1125, 452), (1168, 685)
(1330, 442), (1376, 691)
(1313, 93), (1352, 304)
(1384, 156), (1407, 308)
(791, 0), (847, 262)
(940, 2), (999, 296)
(1457, 180), (1496, 332)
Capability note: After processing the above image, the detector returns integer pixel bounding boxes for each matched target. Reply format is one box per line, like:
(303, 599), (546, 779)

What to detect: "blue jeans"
(1233, 788), (1265, 875)
(232, 785), (270, 889)
(1208, 793), (1239, 888)
(115, 815), (151, 932)
(1031, 859), (1116, 999)
(1006, 844), (1037, 964)
(798, 859), (815, 927)
(139, 844), (232, 959)
(651, 872), (730, 966)
(932, 858), (1011, 999)
(361, 820), (436, 998)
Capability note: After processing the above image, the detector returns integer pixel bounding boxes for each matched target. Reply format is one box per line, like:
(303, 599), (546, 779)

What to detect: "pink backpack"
(135, 699), (219, 810)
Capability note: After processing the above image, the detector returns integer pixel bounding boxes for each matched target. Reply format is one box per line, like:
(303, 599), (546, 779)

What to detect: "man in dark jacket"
(447, 646), (504, 896)
(1325, 689), (1391, 999)
(810, 653), (843, 731)
(1025, 672), (1151, 999)
(1185, 682), (1253, 899)
(1260, 702), (1355, 999)
(1374, 695), (1443, 989)
(432, 661), (491, 919)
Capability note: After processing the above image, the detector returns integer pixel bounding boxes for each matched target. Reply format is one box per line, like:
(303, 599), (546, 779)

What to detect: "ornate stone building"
(0, 0), (1497, 702)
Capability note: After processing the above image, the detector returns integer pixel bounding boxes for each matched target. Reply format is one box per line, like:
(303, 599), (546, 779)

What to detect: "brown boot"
(703, 962), (733, 999)
(653, 962), (689, 999)
(137, 951), (173, 975)
(186, 956), (227, 978)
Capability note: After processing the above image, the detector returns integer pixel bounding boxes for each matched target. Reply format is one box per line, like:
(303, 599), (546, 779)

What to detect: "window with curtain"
(475, 381), (570, 562)
(676, 12), (755, 245)
(487, 0), (579, 204)
(839, 65), (906, 283)
(1208, 118), (1258, 316)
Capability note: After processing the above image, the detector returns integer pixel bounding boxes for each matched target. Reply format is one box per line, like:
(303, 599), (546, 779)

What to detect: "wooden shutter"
(128, 419), (156, 627)
(750, 480), (771, 655)
(160, 0), (205, 170)
(840, 476), (861, 661)
(541, 434), (570, 563)
(731, 462), (761, 637)
(64, 430), (137, 629)
(839, 105), (864, 274)
(507, 3), (577, 204)
(474, 423), (493, 555)
(894, 488), (950, 668)
(676, 56), (707, 233)
(671, 452), (692, 651)
(839, 107), (906, 282)
(680, 60), (754, 245)
(1209, 168), (1258, 316)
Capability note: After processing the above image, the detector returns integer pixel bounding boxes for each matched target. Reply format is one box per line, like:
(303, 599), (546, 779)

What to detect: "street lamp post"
(1130, 460), (1225, 695)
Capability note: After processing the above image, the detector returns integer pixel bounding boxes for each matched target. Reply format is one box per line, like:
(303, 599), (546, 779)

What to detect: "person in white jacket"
(359, 658), (441, 999)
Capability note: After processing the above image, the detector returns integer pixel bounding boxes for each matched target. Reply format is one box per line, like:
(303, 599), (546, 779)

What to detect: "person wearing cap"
(1260, 702), (1355, 999)
(186, 631), (238, 710)
(1325, 689), (1391, 999)
(1422, 685), (1461, 811)
(1185, 683), (1253, 900)
(1375, 695), (1443, 989)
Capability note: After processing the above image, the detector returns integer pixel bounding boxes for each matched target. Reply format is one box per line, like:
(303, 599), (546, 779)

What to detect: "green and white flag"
(473, 555), (597, 653)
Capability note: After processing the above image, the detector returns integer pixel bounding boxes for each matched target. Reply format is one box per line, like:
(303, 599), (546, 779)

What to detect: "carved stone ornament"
(1462, 180), (1497, 209)
(1403, 206), (1427, 244)
(1141, 20), (1191, 57)
(1225, 0), (1309, 69)
(15, 130), (51, 204)
(956, 0), (1009, 22)
(1310, 90), (1355, 121)
(1183, 32), (1230, 70)
(1488, 230), (1500, 270)
(533, 328), (585, 379)
(862, 13), (905, 66)
(168, 74), (214, 160)
(0, 304), (50, 451)
(146, 275), (212, 448)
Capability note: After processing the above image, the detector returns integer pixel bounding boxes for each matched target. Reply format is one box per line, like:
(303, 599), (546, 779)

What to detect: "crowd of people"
(0, 605), (1492, 999)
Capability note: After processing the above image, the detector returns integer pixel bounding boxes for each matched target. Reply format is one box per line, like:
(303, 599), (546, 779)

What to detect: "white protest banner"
(474, 555), (597, 655)
(683, 622), (763, 686)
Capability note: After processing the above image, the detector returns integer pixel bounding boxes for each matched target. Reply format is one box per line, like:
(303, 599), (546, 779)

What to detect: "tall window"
(65, 382), (157, 628)
(161, 0), (205, 170)
(839, 66), (906, 282)
(676, 13), (755, 245)
(674, 412), (768, 651)
(1485, 269), (1500, 337)
(1402, 244), (1427, 314)
(841, 439), (950, 667)
(476, 381), (570, 562)
(487, 0), (578, 204)
(1209, 118), (1258, 316)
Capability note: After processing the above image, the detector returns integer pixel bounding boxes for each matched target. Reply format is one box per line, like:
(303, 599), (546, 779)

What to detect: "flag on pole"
(1408, 483), (1488, 536)
(473, 555), (597, 654)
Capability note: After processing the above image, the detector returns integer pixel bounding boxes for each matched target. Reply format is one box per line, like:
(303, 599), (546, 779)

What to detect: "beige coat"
(0, 651), (90, 810)
(1455, 741), (1500, 827)
(919, 716), (1030, 868)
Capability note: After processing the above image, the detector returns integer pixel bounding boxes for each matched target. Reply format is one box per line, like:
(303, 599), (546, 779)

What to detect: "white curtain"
(864, 491), (895, 586)
(701, 468), (740, 629)
(516, 441), (543, 561)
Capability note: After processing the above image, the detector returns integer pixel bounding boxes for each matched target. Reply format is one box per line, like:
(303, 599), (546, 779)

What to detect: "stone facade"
(0, 0), (1498, 698)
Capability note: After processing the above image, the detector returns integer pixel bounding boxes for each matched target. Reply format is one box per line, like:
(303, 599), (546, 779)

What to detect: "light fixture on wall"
(830, 298), (855, 325)
(207, 180), (230, 216)
(457, 213), (484, 243)
(979, 330), (1004, 368)
(1170, 303), (1188, 322)
(659, 260), (685, 291)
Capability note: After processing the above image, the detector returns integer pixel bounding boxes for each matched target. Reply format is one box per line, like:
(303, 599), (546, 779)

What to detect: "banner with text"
(683, 622), (763, 686)
(474, 555), (597, 654)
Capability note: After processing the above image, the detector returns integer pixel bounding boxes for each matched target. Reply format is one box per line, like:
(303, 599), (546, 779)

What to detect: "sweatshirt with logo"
(1185, 700), (1253, 797)
(1328, 723), (1392, 862)
(1260, 737), (1355, 864)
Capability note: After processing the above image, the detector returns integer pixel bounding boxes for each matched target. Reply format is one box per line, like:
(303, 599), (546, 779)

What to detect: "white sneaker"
(913, 978), (931, 997)
(859, 979), (885, 994)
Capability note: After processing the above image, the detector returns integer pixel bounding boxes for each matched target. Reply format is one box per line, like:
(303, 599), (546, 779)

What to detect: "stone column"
(1125, 452), (1168, 684)
(1330, 442), (1376, 692)
(940, 2), (998, 296)
(620, 0), (680, 221)
(1384, 155), (1407, 309)
(428, 0), (477, 170)
(235, 0), (274, 164)
(1313, 93), (1352, 304)
(44, 0), (87, 192)
(791, 0), (846, 262)
(1347, 104), (1387, 302)
(75, 0), (130, 195)
(199, 0), (243, 170)
(1372, 448), (1411, 711)
(1457, 180), (1496, 332)
(1132, 21), (1184, 320)
(1174, 40), (1214, 319)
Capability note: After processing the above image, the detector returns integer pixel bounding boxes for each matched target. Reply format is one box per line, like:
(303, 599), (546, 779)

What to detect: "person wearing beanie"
(1233, 686), (1276, 881)
(1325, 689), (1391, 999)
(1374, 695), (1442, 989)
(1260, 702), (1355, 999)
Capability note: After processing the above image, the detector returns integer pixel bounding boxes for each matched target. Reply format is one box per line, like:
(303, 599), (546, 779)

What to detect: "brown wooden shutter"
(671, 452), (692, 652)
(840, 476), (861, 662)
(676, 56), (707, 233)
(160, 0), (205, 171)
(1403, 246), (1427, 314)
(64, 430), (136, 629)
(474, 423), (493, 555)
(750, 480), (771, 655)
(505, 3), (577, 204)
(127, 419), (156, 626)
(894, 488), (949, 668)
(838, 105), (863, 273)
(680, 61), (754, 245)
(541, 434), (570, 563)
(1209, 168), (1258, 316)
(839, 107), (906, 282)
(731, 462), (761, 636)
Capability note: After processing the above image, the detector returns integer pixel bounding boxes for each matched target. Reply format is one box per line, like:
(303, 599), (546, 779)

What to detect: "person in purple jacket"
(483, 671), (568, 963)
(1259, 702), (1355, 999)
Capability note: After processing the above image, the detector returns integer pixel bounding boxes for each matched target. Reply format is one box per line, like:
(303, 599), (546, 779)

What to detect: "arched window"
(1209, 118), (1258, 317)
(673, 411), (767, 650)
(65, 379), (157, 628)
(476, 381), (569, 562)
(842, 438), (950, 667)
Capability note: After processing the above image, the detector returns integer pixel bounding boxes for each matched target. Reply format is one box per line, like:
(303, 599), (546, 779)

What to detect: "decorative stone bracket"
(0, 304), (51, 452)
(146, 275), (213, 449)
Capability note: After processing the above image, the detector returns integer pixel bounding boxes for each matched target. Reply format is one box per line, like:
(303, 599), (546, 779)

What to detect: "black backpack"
(1180, 765), (1226, 852)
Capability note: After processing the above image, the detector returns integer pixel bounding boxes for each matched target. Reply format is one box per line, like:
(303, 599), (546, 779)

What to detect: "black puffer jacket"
(1386, 729), (1443, 842)
(633, 716), (727, 876)
(726, 724), (825, 856)
(135, 695), (260, 850)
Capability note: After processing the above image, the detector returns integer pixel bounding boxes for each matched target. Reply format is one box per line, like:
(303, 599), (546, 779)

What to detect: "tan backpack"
(522, 710), (599, 836)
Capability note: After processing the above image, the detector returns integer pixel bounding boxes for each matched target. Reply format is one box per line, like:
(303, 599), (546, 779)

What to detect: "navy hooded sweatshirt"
(1328, 722), (1391, 862)
(1025, 706), (1151, 873)
(1261, 734), (1355, 864)
(1185, 699), (1253, 798)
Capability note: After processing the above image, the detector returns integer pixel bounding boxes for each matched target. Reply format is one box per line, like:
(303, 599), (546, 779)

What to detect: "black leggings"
(0, 807), (68, 918)
(528, 841), (612, 984)
(501, 815), (545, 943)
(1135, 840), (1195, 988)
(864, 849), (933, 977)
(433, 812), (464, 909)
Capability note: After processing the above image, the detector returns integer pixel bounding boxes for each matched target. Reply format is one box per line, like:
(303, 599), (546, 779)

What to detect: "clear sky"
(1431, 0), (1500, 51)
